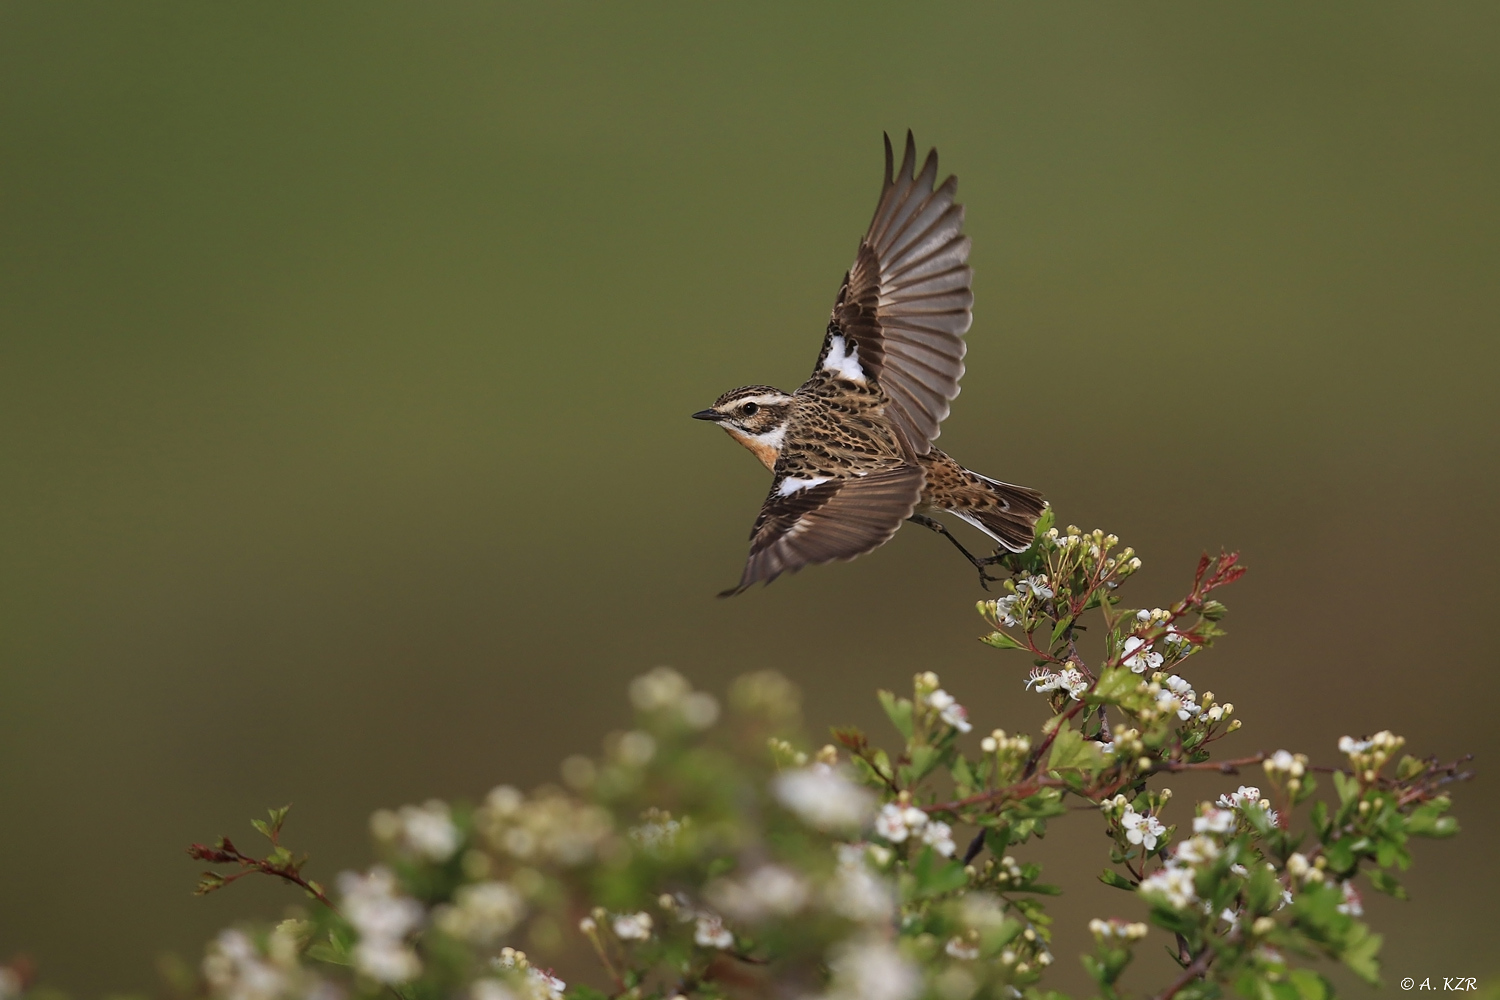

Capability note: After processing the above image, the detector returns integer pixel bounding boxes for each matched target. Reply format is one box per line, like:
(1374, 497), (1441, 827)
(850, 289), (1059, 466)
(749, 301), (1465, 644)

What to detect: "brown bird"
(694, 132), (1045, 596)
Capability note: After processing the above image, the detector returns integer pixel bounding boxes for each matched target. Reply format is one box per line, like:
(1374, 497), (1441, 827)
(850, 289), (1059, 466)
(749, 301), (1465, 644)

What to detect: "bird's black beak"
(691, 409), (724, 422)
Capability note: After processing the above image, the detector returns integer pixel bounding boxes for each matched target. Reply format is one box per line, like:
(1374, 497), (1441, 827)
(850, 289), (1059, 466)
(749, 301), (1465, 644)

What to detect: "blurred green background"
(2, 3), (1497, 995)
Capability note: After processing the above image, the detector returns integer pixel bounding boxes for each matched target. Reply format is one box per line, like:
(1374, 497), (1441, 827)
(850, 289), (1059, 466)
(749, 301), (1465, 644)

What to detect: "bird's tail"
(954, 473), (1047, 553)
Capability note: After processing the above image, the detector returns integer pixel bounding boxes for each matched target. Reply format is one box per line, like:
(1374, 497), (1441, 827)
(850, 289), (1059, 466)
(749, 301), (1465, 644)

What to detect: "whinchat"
(695, 132), (1045, 596)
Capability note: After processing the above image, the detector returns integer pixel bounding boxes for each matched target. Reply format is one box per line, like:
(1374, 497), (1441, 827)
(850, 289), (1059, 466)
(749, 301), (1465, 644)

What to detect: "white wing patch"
(820, 335), (867, 384)
(777, 476), (832, 496)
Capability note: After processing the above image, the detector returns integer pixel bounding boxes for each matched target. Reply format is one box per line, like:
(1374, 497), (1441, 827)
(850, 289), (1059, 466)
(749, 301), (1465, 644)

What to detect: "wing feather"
(721, 467), (924, 596)
(817, 132), (972, 453)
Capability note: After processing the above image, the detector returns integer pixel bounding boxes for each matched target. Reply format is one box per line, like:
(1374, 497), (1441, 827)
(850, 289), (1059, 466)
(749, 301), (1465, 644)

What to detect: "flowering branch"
(159, 516), (1466, 1000)
(187, 805), (336, 913)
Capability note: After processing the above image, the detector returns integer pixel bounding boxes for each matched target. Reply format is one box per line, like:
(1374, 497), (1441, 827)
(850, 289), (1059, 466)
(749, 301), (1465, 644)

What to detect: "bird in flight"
(694, 132), (1045, 597)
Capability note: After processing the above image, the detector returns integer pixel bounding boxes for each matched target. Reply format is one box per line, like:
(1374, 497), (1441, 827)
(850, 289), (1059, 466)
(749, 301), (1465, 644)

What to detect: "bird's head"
(692, 385), (796, 471)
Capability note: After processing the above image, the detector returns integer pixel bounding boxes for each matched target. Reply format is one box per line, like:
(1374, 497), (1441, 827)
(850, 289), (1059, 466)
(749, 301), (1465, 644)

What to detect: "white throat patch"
(820, 335), (867, 384)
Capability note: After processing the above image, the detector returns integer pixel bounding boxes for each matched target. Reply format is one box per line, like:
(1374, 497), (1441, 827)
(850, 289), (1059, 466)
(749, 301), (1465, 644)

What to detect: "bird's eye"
(741, 402), (759, 416)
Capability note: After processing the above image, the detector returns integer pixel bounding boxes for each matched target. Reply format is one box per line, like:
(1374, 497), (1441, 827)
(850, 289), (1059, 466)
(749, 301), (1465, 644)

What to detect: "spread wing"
(720, 466), (925, 596)
(817, 132), (973, 455)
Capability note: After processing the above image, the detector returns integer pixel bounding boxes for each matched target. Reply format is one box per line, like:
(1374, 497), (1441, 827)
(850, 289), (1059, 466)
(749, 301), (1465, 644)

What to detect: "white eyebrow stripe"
(820, 335), (867, 384)
(777, 476), (832, 496)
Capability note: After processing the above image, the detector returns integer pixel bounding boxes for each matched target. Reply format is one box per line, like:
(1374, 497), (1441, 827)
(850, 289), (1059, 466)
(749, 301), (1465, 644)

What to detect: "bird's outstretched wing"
(721, 466), (925, 596)
(815, 131), (973, 455)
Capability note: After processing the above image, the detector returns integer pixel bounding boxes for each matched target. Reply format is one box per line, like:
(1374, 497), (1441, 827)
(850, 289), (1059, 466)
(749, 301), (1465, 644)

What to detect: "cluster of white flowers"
(974, 853), (1028, 888)
(873, 803), (955, 855)
(774, 764), (877, 832)
(1263, 750), (1307, 779)
(612, 911), (653, 941)
(706, 864), (809, 922)
(201, 927), (330, 1000)
(827, 843), (897, 922)
(979, 728), (1030, 756)
(477, 785), (614, 867)
(823, 938), (922, 1000)
(1119, 805), (1167, 851)
(694, 913), (735, 949)
(1339, 730), (1405, 780)
(629, 666), (720, 730)
(925, 688), (974, 733)
(1193, 806), (1236, 835)
(1017, 574), (1054, 600)
(435, 880), (526, 946)
(1025, 665), (1089, 700)
(1139, 861), (1197, 910)
(628, 809), (684, 854)
(1122, 635), (1164, 673)
(1216, 784), (1280, 826)
(1338, 879), (1364, 916)
(493, 949), (565, 1000)
(944, 933), (981, 960)
(1087, 917), (1148, 943)
(371, 800), (460, 863)
(338, 866), (424, 983)
(1152, 674), (1202, 721)
(987, 593), (1021, 626)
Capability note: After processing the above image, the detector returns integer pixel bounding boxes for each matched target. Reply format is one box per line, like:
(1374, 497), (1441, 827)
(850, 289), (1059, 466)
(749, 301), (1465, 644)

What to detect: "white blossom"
(1017, 575), (1054, 600)
(1025, 665), (1089, 700)
(612, 911), (653, 941)
(1122, 636), (1164, 673)
(990, 594), (1021, 626)
(922, 820), (957, 857)
(1193, 807), (1236, 835)
(694, 914), (735, 949)
(1140, 863), (1197, 909)
(706, 865), (808, 921)
(1338, 880), (1364, 916)
(202, 930), (288, 1000)
(926, 689), (973, 733)
(435, 880), (526, 945)
(1120, 807), (1166, 851)
(1174, 835), (1220, 866)
(827, 858), (896, 922)
(945, 936), (981, 960)
(775, 765), (877, 832)
(338, 867), (424, 982)
(874, 803), (929, 844)
(825, 939), (922, 1000)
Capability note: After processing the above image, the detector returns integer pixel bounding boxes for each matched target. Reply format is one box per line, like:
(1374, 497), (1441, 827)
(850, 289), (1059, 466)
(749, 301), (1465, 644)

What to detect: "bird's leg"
(908, 514), (1000, 589)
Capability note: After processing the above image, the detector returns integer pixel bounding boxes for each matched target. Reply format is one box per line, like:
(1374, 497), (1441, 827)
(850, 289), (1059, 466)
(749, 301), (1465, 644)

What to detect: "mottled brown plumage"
(693, 133), (1045, 595)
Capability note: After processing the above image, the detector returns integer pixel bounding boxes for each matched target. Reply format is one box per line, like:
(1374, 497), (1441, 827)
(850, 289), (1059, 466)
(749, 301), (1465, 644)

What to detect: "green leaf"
(1049, 726), (1106, 775)
(907, 745), (944, 782)
(1050, 615), (1074, 649)
(1332, 770), (1361, 807)
(981, 630), (1023, 650)
(950, 755), (977, 792)
(1341, 923), (1383, 986)
(877, 690), (914, 740)
(1245, 864), (1282, 914)
(266, 804), (292, 836)
(1289, 970), (1331, 1000)
(1367, 870), (1408, 899)
(1098, 869), (1136, 891)
(1090, 666), (1144, 706)
(1406, 801), (1458, 838)
(909, 847), (969, 899)
(1310, 801), (1331, 839)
